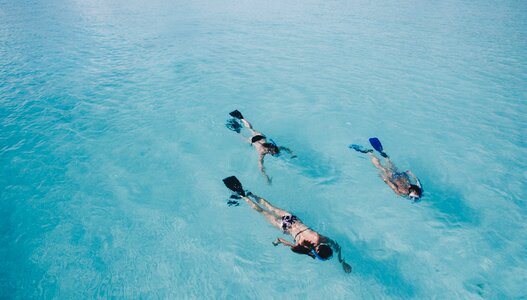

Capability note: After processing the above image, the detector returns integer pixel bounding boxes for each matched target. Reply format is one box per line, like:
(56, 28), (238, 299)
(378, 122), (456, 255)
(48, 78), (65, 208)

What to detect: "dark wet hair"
(263, 143), (280, 155)
(409, 185), (422, 197)
(316, 244), (333, 259)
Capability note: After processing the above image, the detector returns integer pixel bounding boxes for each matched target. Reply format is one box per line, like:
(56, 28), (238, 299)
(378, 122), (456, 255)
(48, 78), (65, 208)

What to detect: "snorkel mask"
(409, 195), (419, 202)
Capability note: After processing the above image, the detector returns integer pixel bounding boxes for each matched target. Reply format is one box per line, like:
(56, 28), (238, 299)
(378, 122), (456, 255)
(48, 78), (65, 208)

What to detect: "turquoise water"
(1, 0), (526, 298)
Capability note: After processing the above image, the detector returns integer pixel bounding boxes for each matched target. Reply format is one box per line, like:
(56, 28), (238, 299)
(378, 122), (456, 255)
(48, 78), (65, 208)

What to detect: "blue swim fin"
(348, 144), (373, 154)
(369, 137), (388, 158)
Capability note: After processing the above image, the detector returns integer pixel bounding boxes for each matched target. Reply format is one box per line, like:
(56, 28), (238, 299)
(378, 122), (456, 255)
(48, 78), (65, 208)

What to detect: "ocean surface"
(1, 0), (526, 298)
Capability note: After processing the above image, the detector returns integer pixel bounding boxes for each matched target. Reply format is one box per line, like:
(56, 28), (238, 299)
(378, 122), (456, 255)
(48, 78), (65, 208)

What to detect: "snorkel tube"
(311, 249), (327, 261)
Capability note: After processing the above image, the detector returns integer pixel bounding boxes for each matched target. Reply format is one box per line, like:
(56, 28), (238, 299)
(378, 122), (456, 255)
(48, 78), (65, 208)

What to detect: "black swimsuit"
(251, 135), (266, 143)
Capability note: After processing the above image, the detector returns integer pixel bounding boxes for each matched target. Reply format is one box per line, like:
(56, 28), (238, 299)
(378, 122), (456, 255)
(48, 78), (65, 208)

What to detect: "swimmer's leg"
(384, 157), (397, 171)
(370, 153), (390, 178)
(370, 153), (384, 169)
(242, 196), (281, 229)
(249, 193), (289, 217)
(370, 154), (402, 194)
(240, 119), (260, 136)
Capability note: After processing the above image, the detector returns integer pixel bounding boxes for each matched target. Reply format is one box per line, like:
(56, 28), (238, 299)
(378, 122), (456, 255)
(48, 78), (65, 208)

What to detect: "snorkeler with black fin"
(349, 137), (423, 202)
(222, 176), (352, 273)
(226, 110), (296, 184)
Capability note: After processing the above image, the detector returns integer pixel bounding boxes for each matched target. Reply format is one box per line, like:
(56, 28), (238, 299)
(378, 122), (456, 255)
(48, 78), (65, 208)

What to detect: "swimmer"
(226, 110), (295, 184)
(222, 176), (352, 273)
(349, 137), (422, 201)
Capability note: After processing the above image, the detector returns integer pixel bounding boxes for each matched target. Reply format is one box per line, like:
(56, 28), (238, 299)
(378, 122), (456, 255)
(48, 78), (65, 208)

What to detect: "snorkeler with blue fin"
(222, 176), (352, 273)
(349, 137), (423, 201)
(226, 110), (295, 184)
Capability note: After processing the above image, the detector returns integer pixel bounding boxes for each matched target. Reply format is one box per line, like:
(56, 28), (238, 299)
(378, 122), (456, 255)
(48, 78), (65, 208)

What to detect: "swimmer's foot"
(229, 109), (244, 120)
(349, 144), (373, 154)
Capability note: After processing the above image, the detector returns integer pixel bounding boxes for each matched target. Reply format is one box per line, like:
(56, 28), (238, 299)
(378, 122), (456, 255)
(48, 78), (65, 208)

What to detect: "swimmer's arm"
(324, 237), (352, 273)
(382, 177), (400, 194)
(258, 154), (265, 172)
(272, 238), (294, 247)
(258, 154), (272, 184)
(273, 239), (316, 259)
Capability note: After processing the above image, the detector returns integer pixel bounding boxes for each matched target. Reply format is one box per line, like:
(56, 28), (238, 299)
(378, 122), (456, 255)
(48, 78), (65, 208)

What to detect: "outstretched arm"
(273, 238), (294, 247)
(258, 154), (272, 184)
(273, 238), (316, 259)
(382, 176), (400, 194)
(323, 237), (352, 273)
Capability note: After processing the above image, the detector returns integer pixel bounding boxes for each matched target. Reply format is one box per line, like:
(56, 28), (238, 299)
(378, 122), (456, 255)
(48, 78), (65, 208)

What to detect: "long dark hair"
(316, 244), (333, 259)
(263, 143), (280, 155)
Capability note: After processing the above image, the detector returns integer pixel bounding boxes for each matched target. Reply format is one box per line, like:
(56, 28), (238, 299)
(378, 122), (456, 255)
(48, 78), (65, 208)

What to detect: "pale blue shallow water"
(1, 0), (526, 298)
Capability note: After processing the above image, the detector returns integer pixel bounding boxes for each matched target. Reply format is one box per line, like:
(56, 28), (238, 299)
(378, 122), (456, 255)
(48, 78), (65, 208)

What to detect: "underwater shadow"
(280, 145), (341, 185)
(342, 237), (417, 298)
(224, 120), (340, 185)
(419, 168), (480, 227)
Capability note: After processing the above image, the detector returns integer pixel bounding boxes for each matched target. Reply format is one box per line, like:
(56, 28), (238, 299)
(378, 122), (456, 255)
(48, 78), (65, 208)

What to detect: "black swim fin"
(229, 110), (244, 120)
(222, 176), (246, 196)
